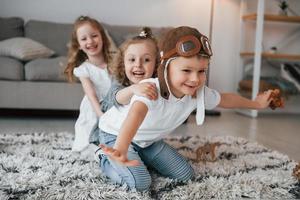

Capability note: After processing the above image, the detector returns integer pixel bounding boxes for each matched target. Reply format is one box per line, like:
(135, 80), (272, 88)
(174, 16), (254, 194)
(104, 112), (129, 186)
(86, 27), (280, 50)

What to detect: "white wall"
(0, 0), (211, 35)
(209, 0), (241, 92)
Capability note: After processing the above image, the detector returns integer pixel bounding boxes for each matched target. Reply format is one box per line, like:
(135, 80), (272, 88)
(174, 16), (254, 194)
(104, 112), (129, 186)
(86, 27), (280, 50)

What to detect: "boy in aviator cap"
(98, 26), (274, 191)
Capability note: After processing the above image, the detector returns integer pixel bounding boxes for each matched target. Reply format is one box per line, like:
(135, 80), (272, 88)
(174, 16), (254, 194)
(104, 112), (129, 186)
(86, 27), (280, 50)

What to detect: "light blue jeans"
(98, 130), (194, 192)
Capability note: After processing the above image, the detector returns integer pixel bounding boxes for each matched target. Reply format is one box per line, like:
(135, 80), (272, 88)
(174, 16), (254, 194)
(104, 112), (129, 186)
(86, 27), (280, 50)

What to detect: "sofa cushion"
(0, 37), (55, 61)
(104, 29), (118, 54)
(24, 56), (67, 82)
(0, 56), (24, 80)
(0, 17), (24, 41)
(25, 20), (73, 56)
(103, 24), (140, 47)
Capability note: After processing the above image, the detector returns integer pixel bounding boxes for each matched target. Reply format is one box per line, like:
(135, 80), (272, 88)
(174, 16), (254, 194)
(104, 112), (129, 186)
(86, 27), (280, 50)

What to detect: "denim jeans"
(98, 129), (194, 192)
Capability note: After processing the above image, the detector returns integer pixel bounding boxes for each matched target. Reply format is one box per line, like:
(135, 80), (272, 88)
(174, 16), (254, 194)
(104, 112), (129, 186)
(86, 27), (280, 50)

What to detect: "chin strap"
(158, 57), (177, 99)
(163, 57), (177, 97)
(196, 87), (205, 125)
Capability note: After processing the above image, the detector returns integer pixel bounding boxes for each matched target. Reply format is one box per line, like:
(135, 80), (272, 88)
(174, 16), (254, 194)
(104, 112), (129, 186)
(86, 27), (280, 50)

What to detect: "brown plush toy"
(293, 162), (300, 180)
(269, 89), (284, 110)
(194, 142), (222, 163)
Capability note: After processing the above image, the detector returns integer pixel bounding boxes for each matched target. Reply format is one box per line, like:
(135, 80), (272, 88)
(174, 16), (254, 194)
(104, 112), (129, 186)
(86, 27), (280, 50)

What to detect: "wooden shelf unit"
(243, 13), (300, 23)
(240, 52), (300, 60)
(237, 0), (300, 117)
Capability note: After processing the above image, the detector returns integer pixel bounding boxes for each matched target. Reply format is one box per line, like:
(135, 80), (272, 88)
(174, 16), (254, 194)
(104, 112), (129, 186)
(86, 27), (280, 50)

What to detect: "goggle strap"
(161, 49), (177, 60)
(160, 35), (212, 60)
(200, 36), (212, 56)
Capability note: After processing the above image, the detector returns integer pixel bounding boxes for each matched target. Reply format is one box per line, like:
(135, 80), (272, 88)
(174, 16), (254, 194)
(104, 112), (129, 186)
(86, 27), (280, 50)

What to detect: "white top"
(72, 61), (111, 152)
(73, 61), (111, 101)
(99, 78), (220, 148)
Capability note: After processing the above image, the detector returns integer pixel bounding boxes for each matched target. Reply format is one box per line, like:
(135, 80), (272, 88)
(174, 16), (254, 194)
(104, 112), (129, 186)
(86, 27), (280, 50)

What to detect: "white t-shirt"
(99, 78), (220, 147)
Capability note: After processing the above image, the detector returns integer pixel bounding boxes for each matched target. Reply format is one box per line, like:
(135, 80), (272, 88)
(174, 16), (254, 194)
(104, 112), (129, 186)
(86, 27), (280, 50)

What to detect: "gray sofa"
(0, 17), (169, 110)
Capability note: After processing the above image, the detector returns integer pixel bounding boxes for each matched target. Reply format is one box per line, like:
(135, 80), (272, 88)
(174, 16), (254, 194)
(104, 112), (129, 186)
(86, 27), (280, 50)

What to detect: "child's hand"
(254, 90), (273, 109)
(131, 82), (158, 100)
(99, 144), (140, 166)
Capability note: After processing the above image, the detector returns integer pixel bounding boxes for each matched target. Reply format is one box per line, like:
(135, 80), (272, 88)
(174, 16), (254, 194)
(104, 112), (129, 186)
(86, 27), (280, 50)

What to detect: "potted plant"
(278, 0), (288, 16)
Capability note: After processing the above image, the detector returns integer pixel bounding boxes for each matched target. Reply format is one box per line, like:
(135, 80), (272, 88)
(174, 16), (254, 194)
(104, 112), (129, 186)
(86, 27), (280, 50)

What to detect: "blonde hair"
(109, 27), (159, 86)
(64, 16), (111, 82)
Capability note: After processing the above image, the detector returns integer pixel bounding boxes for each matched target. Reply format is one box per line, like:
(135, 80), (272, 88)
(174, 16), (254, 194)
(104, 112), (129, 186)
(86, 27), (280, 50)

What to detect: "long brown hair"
(64, 16), (111, 82)
(109, 27), (160, 87)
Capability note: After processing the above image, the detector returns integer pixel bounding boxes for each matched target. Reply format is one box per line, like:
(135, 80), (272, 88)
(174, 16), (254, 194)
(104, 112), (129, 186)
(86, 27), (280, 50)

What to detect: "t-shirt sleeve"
(73, 65), (89, 78)
(204, 86), (221, 110)
(128, 78), (158, 110)
(101, 80), (125, 112)
(130, 95), (156, 110)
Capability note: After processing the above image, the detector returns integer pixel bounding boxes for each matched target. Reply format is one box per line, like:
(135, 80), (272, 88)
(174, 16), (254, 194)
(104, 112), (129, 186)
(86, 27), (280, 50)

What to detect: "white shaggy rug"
(0, 132), (299, 200)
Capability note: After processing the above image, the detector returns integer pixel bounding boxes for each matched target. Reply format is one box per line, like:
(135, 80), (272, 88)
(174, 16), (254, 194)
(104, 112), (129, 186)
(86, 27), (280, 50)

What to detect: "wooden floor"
(0, 111), (299, 161)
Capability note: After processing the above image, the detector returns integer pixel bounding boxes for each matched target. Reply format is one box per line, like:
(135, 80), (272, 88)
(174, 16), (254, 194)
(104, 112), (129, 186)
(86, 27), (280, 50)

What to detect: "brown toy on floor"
(293, 162), (300, 180)
(194, 142), (222, 163)
(269, 89), (284, 110)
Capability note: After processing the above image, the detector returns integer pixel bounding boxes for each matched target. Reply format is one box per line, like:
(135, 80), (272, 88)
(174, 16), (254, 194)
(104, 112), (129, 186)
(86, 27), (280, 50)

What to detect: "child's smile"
(86, 43), (98, 52)
(167, 56), (209, 98)
(132, 70), (146, 78)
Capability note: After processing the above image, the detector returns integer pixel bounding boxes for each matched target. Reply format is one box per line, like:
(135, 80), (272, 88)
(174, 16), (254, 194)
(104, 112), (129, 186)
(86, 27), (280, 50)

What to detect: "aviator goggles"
(161, 35), (212, 60)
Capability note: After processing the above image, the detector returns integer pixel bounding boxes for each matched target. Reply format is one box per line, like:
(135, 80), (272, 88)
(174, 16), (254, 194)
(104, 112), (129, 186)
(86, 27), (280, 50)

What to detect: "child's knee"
(130, 172), (152, 192)
(103, 158), (152, 192)
(178, 165), (194, 182)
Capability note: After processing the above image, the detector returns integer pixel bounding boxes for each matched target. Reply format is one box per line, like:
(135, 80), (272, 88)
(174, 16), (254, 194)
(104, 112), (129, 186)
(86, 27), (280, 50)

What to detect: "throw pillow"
(0, 56), (24, 80)
(0, 37), (55, 61)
